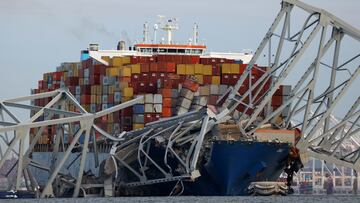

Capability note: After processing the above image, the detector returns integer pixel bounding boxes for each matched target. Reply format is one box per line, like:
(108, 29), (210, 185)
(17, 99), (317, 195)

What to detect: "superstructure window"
(168, 49), (177, 53)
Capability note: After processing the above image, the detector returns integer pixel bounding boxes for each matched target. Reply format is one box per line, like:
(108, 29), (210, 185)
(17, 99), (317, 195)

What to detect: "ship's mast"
(158, 17), (179, 44)
(193, 23), (199, 45)
(143, 22), (149, 43)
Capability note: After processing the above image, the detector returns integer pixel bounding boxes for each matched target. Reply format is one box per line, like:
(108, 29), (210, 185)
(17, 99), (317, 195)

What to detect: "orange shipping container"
(163, 98), (172, 107)
(162, 107), (172, 117)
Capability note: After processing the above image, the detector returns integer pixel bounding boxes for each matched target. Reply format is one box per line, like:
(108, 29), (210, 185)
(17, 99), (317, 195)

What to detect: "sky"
(0, 0), (359, 101)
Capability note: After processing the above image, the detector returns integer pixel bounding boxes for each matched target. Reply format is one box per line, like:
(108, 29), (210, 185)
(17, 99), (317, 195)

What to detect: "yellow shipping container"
(119, 81), (129, 89)
(83, 105), (90, 112)
(63, 72), (68, 80)
(108, 85), (115, 94)
(133, 124), (145, 129)
(107, 67), (119, 76)
(203, 65), (212, 75)
(111, 57), (123, 67)
(194, 64), (203, 74)
(195, 75), (203, 84)
(231, 64), (240, 74)
(101, 56), (110, 62)
(96, 95), (102, 104)
(120, 66), (132, 77)
(131, 64), (141, 74)
(91, 95), (96, 103)
(177, 64), (186, 75)
(212, 76), (221, 85)
(222, 64), (231, 74)
(185, 64), (195, 75)
(122, 57), (130, 64)
(123, 87), (134, 97)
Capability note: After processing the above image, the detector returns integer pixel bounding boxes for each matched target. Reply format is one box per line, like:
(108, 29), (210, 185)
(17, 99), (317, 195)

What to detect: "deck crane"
(0, 0), (358, 198)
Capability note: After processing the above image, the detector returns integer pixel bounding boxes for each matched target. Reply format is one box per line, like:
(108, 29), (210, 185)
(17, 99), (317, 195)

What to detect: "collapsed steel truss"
(0, 88), (220, 197)
(0, 0), (359, 198)
(223, 0), (360, 171)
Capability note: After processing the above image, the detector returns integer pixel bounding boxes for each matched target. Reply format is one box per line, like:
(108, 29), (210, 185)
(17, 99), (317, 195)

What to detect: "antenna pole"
(193, 23), (199, 45)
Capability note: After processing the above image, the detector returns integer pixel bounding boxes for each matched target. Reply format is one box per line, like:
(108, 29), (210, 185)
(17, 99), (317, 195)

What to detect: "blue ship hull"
(183, 140), (291, 195)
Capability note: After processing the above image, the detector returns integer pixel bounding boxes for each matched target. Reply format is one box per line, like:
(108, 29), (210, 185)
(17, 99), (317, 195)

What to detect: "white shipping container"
(219, 85), (228, 94)
(145, 94), (154, 103)
(199, 86), (210, 96)
(154, 104), (162, 113)
(179, 97), (192, 109)
(180, 88), (194, 100)
(210, 84), (220, 95)
(154, 94), (163, 104)
(145, 104), (154, 113)
(177, 106), (189, 115)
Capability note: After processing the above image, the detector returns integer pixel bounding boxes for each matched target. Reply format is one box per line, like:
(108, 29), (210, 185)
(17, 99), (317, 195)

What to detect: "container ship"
(29, 18), (302, 196)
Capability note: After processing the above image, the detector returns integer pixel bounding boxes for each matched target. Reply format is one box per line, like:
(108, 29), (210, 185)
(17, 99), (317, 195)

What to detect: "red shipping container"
(38, 80), (45, 89)
(163, 79), (173, 89)
(144, 113), (153, 123)
(150, 63), (158, 72)
(212, 65), (221, 75)
(166, 62), (176, 73)
(140, 63), (149, 72)
(140, 73), (149, 81)
(229, 75), (239, 86)
(66, 77), (79, 86)
(157, 62), (167, 72)
(52, 72), (64, 81)
(53, 84), (60, 89)
(183, 79), (199, 92)
(271, 95), (283, 106)
(79, 69), (84, 78)
(81, 85), (92, 95)
(148, 82), (157, 93)
(239, 64), (247, 73)
(203, 76), (212, 84)
(221, 75), (230, 85)
(150, 73), (157, 83)
(89, 75), (101, 85)
(108, 94), (114, 103)
(81, 95), (91, 104)
(91, 65), (106, 75)
(131, 74), (140, 81)
(152, 113), (161, 121)
(130, 56), (140, 64)
(82, 58), (93, 69)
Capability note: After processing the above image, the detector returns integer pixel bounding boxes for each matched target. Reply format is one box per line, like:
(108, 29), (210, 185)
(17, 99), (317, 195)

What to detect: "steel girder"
(0, 88), (144, 197)
(0, 88), (217, 198)
(222, 0), (360, 171)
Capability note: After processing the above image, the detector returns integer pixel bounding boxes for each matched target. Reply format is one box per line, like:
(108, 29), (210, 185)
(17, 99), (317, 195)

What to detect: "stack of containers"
(31, 52), (288, 147)
(159, 88), (178, 117)
(177, 78), (200, 115)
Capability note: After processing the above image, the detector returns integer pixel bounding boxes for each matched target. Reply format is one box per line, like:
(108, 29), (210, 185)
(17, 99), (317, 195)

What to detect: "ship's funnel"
(117, 41), (126, 50)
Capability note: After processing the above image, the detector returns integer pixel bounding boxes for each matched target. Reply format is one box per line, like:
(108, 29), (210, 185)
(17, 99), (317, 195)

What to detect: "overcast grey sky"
(0, 0), (359, 100)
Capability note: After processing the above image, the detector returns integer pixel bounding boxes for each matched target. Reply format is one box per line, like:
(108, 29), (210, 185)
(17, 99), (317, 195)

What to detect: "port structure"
(0, 0), (359, 198)
(223, 0), (360, 172)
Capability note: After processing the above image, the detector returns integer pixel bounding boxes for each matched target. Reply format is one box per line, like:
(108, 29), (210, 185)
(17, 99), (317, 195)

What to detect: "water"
(1, 196), (359, 203)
